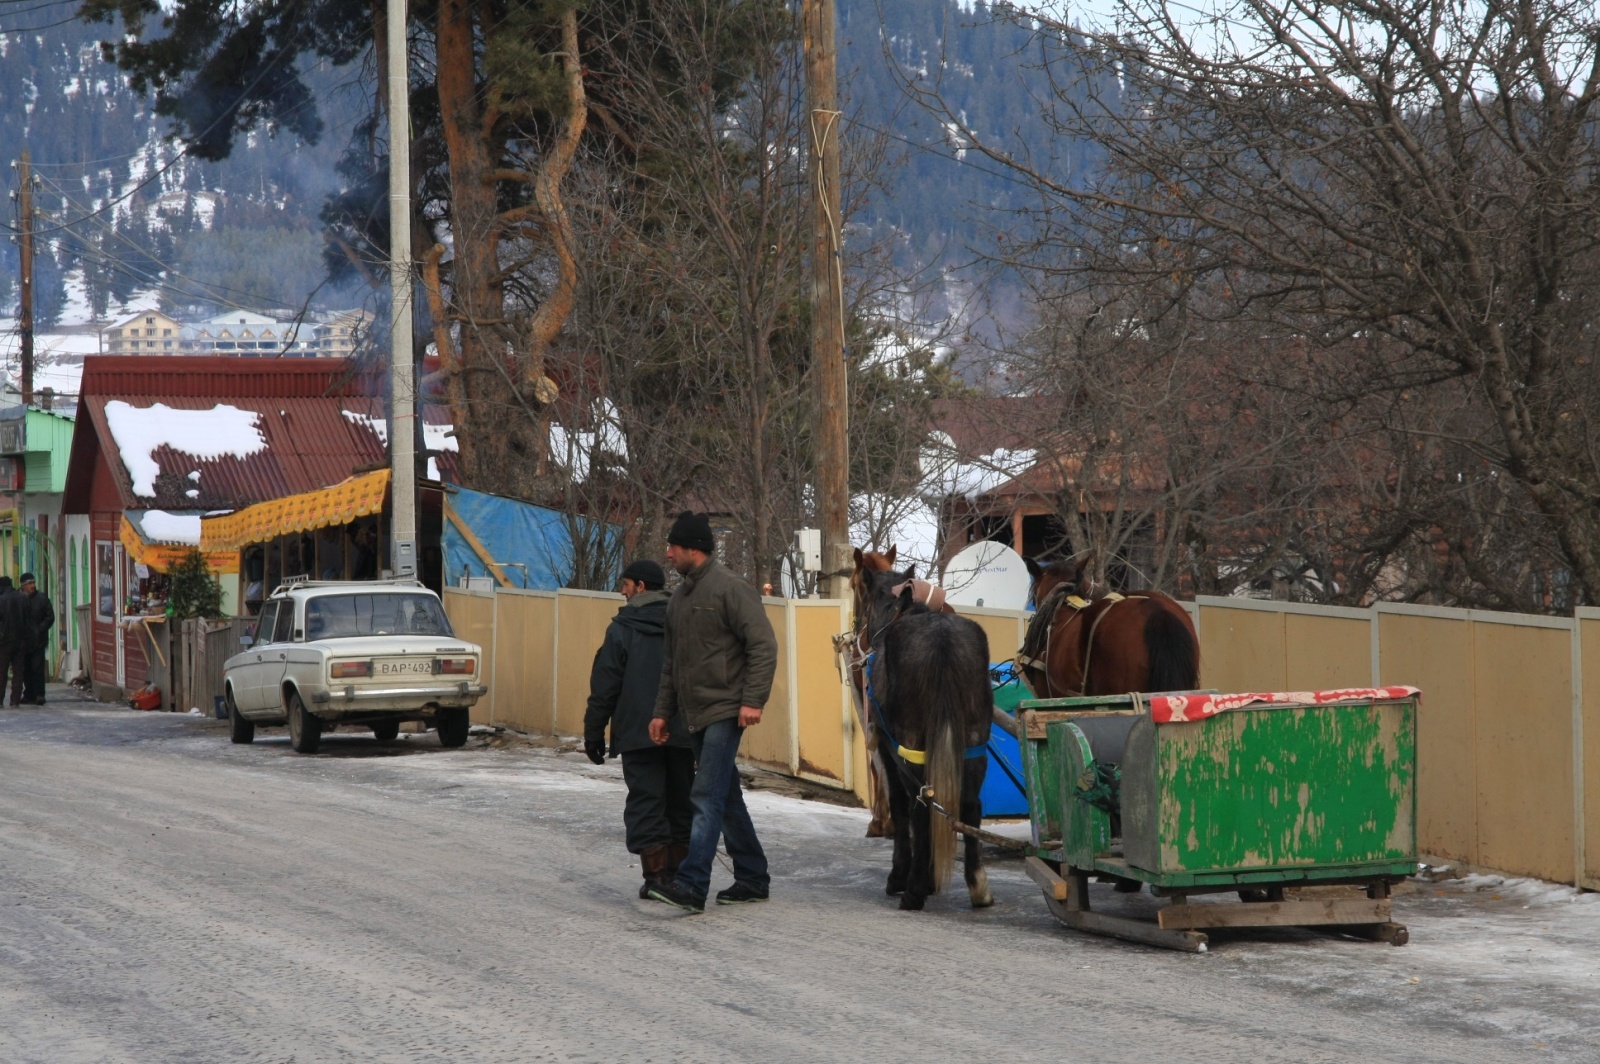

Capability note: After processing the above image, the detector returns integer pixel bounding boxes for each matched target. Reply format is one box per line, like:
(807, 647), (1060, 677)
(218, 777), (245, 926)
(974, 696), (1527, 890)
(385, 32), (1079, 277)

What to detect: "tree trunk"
(434, 0), (542, 496)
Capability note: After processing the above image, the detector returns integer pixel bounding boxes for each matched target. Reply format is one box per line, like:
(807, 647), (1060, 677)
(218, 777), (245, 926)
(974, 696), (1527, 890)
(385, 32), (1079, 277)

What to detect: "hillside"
(0, 1), (1089, 330)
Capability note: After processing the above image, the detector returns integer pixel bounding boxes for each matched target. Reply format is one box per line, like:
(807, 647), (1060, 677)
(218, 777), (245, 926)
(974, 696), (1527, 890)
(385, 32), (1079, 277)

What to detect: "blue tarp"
(982, 661), (1031, 817)
(442, 485), (621, 591)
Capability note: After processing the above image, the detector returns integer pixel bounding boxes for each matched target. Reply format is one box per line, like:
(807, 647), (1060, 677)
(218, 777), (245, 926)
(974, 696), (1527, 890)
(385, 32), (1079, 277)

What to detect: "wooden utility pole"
(385, 0), (418, 579)
(803, 0), (850, 600)
(16, 149), (34, 407)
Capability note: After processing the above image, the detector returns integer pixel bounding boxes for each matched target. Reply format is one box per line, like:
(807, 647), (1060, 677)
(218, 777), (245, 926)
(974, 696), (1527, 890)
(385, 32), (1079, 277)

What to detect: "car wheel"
(227, 689), (254, 745)
(371, 720), (400, 742)
(286, 690), (322, 754)
(436, 707), (470, 748)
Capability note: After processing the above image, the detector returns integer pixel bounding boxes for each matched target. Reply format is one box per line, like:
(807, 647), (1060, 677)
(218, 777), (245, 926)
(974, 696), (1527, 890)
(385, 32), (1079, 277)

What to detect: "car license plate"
(376, 659), (432, 676)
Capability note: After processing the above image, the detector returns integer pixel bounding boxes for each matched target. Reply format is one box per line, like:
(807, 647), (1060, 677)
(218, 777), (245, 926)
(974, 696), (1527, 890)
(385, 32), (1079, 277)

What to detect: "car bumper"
(310, 682), (487, 708)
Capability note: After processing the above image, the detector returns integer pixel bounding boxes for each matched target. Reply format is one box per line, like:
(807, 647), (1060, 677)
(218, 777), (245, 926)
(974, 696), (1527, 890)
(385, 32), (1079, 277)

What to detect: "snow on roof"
(104, 400), (268, 497)
(342, 409), (458, 480)
(920, 439), (1038, 499)
(134, 509), (203, 546)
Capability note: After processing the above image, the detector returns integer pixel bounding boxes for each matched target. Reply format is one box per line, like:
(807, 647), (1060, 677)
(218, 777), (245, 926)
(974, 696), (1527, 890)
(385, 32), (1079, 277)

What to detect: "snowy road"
(1, 698), (1596, 1063)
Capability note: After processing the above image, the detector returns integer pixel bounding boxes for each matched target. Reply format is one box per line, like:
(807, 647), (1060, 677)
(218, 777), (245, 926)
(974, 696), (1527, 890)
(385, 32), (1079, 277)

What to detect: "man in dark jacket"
(646, 512), (778, 913)
(583, 559), (694, 899)
(0, 576), (23, 707)
(19, 573), (53, 705)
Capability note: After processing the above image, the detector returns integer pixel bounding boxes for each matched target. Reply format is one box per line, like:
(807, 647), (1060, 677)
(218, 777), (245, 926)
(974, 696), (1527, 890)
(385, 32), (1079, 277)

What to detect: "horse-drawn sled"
(1010, 686), (1420, 952)
(846, 546), (1419, 952)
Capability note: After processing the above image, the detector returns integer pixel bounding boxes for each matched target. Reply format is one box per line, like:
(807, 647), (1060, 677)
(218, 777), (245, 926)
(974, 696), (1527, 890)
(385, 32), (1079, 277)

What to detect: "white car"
(223, 579), (487, 754)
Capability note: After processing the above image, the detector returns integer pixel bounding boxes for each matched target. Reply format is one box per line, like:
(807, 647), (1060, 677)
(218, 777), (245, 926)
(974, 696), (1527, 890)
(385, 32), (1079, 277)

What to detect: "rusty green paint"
(1154, 701), (1416, 874)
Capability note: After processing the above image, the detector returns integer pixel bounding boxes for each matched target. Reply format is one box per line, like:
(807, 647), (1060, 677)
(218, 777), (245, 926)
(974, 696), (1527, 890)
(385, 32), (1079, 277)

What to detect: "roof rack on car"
(268, 576), (426, 597)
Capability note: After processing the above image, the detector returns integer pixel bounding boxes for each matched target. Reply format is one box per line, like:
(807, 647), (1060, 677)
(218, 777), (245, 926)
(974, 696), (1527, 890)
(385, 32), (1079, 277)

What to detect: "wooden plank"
(1157, 897), (1390, 931)
(1024, 708), (1140, 740)
(1045, 895), (1209, 952)
(443, 503), (513, 588)
(1024, 856), (1068, 900)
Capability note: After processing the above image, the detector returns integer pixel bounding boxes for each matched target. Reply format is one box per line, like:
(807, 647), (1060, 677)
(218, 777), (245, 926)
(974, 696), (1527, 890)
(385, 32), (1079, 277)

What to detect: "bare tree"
(906, 0), (1600, 610)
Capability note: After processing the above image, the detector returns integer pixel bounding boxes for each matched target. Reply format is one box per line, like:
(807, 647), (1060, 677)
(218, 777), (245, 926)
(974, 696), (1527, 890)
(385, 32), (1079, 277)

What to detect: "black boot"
(639, 845), (671, 900)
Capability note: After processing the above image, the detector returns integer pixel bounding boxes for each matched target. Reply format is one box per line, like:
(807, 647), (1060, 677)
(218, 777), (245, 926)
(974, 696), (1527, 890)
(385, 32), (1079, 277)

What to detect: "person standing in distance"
(0, 576), (23, 707)
(583, 559), (694, 899)
(647, 512), (777, 913)
(18, 573), (52, 705)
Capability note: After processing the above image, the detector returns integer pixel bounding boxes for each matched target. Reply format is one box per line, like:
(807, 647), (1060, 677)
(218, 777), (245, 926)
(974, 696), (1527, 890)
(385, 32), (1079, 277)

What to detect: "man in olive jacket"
(583, 559), (693, 898)
(646, 511), (777, 912)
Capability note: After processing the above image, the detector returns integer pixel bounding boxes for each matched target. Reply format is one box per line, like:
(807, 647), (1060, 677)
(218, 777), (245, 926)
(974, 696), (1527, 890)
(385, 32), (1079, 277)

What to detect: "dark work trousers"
(0, 643), (22, 706)
(619, 745), (695, 854)
(23, 644), (46, 703)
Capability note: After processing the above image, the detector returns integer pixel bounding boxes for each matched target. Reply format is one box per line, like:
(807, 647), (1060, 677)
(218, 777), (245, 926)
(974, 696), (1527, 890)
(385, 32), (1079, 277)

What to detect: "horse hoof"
(865, 821), (886, 839)
(970, 889), (995, 909)
(885, 878), (906, 896)
(898, 895), (926, 911)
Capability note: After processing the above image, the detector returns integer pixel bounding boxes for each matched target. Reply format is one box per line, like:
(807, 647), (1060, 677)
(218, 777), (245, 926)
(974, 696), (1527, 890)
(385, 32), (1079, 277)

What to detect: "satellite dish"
(941, 541), (1031, 610)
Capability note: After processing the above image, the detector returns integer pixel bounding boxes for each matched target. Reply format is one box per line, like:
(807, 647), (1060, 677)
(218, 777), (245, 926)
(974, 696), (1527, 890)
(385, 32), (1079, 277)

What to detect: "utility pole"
(385, 0), (418, 579)
(803, 0), (850, 600)
(16, 149), (34, 408)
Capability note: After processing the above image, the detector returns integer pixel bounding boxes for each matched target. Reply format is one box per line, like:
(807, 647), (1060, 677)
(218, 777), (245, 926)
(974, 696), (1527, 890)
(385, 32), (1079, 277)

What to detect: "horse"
(858, 561), (995, 911)
(1017, 555), (1200, 698)
(848, 546), (954, 838)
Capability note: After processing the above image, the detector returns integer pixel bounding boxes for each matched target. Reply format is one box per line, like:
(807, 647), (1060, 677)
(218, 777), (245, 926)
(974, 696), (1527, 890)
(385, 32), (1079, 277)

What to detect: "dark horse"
(848, 545), (954, 838)
(1018, 556), (1200, 697)
(859, 562), (995, 911)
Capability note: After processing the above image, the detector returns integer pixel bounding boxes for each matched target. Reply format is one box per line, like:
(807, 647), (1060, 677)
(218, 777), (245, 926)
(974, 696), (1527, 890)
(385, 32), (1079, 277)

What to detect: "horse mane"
(1020, 582), (1073, 664)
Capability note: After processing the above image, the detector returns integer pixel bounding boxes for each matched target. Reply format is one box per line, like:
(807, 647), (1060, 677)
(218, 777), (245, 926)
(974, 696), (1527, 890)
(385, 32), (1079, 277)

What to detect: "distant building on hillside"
(100, 310), (184, 355)
(97, 308), (372, 358)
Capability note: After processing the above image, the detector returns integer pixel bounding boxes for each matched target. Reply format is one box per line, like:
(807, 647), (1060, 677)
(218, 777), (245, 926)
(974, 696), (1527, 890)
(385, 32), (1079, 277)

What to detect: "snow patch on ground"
(104, 401), (267, 496)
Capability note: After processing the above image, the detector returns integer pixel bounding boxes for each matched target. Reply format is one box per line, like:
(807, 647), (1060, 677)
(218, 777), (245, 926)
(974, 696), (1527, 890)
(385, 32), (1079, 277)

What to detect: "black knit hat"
(666, 510), (716, 554)
(18, 572), (34, 585)
(620, 559), (666, 589)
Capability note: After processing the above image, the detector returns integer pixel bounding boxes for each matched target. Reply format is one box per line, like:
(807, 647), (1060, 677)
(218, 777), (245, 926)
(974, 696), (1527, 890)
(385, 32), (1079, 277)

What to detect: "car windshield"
(303, 593), (454, 640)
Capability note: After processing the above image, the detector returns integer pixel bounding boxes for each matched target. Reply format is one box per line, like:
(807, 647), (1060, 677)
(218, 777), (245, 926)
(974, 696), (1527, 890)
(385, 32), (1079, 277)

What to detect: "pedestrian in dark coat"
(19, 573), (53, 705)
(0, 576), (23, 707)
(646, 511), (778, 913)
(583, 559), (694, 898)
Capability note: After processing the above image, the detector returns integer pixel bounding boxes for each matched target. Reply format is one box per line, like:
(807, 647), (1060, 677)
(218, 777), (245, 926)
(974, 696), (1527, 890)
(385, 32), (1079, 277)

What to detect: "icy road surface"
(1, 697), (1596, 1063)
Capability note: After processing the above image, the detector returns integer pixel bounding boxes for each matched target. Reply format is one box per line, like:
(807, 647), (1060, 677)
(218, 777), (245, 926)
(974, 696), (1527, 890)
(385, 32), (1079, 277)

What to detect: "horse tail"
(926, 705), (960, 894)
(1144, 604), (1199, 692)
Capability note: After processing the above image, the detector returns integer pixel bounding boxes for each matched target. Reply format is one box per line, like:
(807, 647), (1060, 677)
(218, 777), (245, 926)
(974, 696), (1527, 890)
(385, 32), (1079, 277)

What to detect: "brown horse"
(848, 546), (954, 837)
(1017, 556), (1200, 697)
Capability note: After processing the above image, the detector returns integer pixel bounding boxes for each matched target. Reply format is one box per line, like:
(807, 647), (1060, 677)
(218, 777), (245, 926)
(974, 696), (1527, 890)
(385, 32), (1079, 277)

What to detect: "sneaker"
(715, 883), (769, 905)
(646, 881), (705, 913)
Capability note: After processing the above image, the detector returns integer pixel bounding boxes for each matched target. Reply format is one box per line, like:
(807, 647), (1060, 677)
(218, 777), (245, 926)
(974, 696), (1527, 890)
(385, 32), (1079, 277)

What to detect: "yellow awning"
(120, 515), (240, 574)
(200, 469), (390, 553)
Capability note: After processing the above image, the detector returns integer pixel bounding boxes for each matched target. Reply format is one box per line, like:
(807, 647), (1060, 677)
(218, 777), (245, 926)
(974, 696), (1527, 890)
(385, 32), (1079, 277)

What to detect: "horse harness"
(1015, 587), (1148, 697)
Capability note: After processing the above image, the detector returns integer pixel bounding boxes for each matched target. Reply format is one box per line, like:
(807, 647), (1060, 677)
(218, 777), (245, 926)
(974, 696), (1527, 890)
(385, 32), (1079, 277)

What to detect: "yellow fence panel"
(442, 589), (496, 725)
(793, 601), (851, 785)
(552, 591), (626, 737)
(952, 606), (1026, 667)
(1196, 600), (1287, 691)
(1580, 610), (1600, 890)
(1283, 612), (1371, 690)
(1378, 608), (1477, 866)
(1471, 616), (1574, 882)
(493, 591), (557, 733)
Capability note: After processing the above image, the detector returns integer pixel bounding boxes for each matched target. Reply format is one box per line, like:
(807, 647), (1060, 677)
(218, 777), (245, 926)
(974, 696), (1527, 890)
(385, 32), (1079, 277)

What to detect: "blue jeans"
(675, 717), (769, 900)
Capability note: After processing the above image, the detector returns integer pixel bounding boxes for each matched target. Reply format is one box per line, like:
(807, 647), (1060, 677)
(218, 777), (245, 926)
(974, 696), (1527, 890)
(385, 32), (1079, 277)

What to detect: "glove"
(584, 738), (606, 765)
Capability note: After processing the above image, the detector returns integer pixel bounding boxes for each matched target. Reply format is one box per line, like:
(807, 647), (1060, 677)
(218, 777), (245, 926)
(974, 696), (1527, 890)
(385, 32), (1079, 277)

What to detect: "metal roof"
(77, 394), (389, 511)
